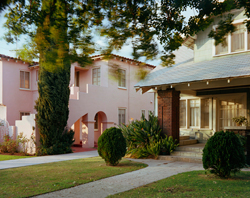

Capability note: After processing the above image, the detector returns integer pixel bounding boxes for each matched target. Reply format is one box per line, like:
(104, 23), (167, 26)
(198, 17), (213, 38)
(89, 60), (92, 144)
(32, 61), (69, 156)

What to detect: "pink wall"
(0, 55), (155, 148)
(2, 59), (37, 125)
(68, 58), (154, 127)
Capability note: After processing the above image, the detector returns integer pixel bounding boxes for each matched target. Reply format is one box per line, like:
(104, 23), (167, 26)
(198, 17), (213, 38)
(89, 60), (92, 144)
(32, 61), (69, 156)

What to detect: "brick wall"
(158, 89), (180, 143)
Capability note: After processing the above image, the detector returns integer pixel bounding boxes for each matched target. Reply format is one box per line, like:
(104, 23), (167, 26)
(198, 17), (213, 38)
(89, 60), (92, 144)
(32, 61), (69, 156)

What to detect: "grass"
(110, 170), (250, 198)
(0, 157), (147, 198)
(0, 154), (34, 161)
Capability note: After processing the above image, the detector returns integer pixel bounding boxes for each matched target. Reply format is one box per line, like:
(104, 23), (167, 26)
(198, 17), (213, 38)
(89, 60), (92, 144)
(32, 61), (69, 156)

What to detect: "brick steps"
(179, 136), (198, 146)
(158, 143), (205, 164)
(179, 136), (190, 140)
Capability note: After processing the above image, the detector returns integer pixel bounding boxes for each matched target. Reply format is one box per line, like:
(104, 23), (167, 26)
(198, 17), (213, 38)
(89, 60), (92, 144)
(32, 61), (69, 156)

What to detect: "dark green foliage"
(119, 113), (178, 158)
(161, 136), (179, 155)
(120, 113), (162, 154)
(35, 68), (74, 155)
(98, 127), (126, 166)
(37, 129), (74, 155)
(203, 131), (246, 178)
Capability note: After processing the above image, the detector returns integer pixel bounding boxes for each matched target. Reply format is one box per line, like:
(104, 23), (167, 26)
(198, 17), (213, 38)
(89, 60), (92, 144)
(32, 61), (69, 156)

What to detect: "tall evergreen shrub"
(36, 68), (74, 155)
(203, 131), (246, 178)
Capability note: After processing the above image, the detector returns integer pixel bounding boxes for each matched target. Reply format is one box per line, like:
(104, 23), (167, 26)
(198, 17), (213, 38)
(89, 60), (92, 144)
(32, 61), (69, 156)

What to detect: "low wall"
(15, 114), (36, 154)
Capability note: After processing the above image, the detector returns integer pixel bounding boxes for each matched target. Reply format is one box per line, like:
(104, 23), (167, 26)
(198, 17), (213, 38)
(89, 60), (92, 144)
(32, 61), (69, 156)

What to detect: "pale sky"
(0, 8), (195, 66)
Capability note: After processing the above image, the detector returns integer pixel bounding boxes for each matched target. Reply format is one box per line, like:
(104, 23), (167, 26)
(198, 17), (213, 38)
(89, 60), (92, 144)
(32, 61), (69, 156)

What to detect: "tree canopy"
(1, 0), (250, 154)
(2, 0), (250, 66)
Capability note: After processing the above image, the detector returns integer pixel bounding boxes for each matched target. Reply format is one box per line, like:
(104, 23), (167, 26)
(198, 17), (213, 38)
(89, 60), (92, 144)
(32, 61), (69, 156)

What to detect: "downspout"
(127, 63), (130, 124)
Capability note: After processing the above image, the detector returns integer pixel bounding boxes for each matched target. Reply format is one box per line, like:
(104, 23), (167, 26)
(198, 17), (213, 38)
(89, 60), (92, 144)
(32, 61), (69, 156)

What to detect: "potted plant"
(232, 116), (248, 126)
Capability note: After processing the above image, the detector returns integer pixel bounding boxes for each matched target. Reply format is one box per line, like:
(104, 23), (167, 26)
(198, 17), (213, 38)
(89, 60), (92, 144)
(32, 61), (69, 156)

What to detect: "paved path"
(1, 151), (250, 198)
(34, 159), (204, 198)
(0, 150), (98, 170)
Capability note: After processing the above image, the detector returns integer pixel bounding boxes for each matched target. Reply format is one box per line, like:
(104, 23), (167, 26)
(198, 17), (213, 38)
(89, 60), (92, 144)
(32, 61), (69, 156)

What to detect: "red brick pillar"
(158, 89), (180, 143)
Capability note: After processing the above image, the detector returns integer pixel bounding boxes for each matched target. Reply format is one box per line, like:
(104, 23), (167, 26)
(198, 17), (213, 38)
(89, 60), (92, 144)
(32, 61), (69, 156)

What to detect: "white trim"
(20, 70), (31, 90)
(141, 109), (146, 117)
(92, 67), (101, 86)
(118, 69), (126, 88)
(213, 21), (249, 56)
(118, 108), (126, 125)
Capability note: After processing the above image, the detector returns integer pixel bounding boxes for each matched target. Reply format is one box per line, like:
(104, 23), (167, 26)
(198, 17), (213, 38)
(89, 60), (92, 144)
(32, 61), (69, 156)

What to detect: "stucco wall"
(2, 60), (36, 125)
(68, 59), (154, 127)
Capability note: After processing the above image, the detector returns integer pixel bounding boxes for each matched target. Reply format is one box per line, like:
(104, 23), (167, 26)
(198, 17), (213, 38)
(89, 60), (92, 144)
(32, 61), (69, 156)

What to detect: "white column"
(82, 121), (95, 148)
(154, 92), (158, 116)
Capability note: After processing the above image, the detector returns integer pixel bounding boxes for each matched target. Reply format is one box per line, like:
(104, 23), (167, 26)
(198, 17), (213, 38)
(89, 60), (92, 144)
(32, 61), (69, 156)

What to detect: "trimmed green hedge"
(98, 127), (126, 166)
(203, 131), (246, 178)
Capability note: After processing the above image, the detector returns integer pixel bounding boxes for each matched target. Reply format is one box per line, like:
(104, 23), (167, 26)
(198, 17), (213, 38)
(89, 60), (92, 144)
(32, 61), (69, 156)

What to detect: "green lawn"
(0, 155), (34, 161)
(0, 157), (147, 198)
(110, 170), (250, 198)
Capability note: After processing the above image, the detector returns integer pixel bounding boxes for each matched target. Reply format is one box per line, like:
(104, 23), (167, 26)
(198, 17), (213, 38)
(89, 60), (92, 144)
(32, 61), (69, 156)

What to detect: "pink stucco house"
(0, 54), (155, 149)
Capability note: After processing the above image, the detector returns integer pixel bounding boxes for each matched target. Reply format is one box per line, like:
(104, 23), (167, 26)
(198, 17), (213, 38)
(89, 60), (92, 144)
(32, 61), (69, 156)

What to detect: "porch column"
(73, 118), (81, 144)
(81, 121), (95, 148)
(101, 121), (115, 134)
(158, 89), (180, 143)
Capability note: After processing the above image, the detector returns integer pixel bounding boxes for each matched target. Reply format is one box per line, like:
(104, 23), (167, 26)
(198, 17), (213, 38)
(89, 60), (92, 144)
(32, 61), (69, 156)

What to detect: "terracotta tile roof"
(135, 52), (250, 88)
(0, 54), (38, 66)
(91, 54), (156, 68)
(0, 53), (156, 69)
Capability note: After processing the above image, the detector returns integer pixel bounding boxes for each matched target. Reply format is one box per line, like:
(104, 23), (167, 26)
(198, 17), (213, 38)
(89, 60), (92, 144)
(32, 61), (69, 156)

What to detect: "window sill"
(118, 87), (127, 90)
(19, 88), (31, 91)
(213, 50), (250, 57)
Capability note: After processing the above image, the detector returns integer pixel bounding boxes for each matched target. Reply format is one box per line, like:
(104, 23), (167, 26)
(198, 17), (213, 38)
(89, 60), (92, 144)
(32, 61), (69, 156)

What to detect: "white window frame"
(118, 69), (126, 89)
(20, 70), (31, 90)
(189, 99), (200, 128)
(180, 97), (212, 130)
(118, 108), (126, 126)
(141, 109), (146, 117)
(217, 93), (247, 130)
(180, 99), (188, 129)
(213, 19), (250, 56)
(92, 67), (100, 86)
(20, 112), (30, 120)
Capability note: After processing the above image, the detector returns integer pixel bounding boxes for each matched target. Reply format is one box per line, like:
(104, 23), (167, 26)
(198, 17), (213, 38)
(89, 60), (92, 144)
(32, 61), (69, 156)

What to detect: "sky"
(0, 7), (195, 66)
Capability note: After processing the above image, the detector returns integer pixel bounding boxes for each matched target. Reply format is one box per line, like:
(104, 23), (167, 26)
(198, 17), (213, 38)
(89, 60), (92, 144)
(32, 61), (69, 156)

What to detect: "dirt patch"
(0, 152), (34, 156)
(158, 186), (194, 194)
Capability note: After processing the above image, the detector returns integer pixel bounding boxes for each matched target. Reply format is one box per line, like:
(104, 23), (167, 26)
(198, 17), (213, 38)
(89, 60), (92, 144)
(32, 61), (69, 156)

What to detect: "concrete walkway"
(0, 150), (98, 170)
(34, 159), (204, 198)
(1, 151), (249, 198)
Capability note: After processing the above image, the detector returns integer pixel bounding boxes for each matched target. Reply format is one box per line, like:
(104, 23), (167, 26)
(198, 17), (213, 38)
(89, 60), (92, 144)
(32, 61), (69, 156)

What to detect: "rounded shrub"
(98, 127), (126, 166)
(203, 131), (246, 178)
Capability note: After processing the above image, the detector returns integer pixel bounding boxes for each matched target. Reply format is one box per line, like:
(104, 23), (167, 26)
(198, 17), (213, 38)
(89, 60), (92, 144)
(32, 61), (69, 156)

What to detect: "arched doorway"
(94, 111), (107, 147)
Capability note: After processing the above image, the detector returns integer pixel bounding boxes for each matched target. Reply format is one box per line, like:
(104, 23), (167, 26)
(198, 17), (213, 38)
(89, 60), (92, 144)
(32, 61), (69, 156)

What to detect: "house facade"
(135, 8), (250, 144)
(0, 54), (155, 148)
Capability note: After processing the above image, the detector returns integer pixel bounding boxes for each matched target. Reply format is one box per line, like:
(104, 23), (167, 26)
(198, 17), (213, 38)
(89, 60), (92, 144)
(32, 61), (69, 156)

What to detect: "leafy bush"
(161, 136), (179, 155)
(17, 132), (29, 154)
(119, 113), (162, 158)
(119, 113), (178, 158)
(203, 131), (246, 178)
(0, 135), (18, 154)
(98, 127), (126, 166)
(236, 134), (247, 148)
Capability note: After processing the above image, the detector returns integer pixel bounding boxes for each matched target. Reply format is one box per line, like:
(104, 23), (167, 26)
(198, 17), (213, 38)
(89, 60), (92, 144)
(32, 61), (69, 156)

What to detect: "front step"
(158, 155), (202, 164)
(171, 151), (202, 158)
(179, 136), (190, 140)
(158, 143), (205, 164)
(179, 139), (197, 146)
